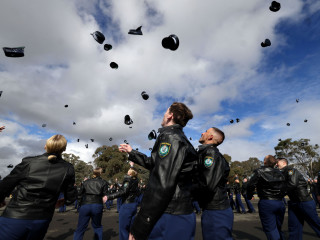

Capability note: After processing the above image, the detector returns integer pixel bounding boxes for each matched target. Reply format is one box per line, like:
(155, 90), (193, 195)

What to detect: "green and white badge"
(158, 143), (171, 158)
(204, 156), (214, 168)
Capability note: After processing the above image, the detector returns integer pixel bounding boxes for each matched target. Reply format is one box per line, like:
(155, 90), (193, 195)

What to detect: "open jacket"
(128, 124), (197, 240)
(0, 153), (76, 220)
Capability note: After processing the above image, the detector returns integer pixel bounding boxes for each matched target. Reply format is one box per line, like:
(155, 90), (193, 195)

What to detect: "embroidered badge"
(288, 170), (293, 176)
(158, 143), (171, 158)
(204, 156), (214, 168)
(124, 182), (129, 188)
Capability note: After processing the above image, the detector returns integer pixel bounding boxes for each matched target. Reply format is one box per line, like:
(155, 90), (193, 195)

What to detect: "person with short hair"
(195, 127), (233, 240)
(247, 155), (286, 240)
(277, 158), (320, 239)
(0, 134), (76, 240)
(119, 102), (197, 240)
(241, 177), (256, 213)
(73, 167), (108, 240)
(104, 166), (140, 240)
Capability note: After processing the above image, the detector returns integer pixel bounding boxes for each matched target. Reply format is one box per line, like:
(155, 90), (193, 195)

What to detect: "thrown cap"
(124, 115), (133, 125)
(236, 118), (240, 123)
(0, 91), (2, 97)
(91, 31), (105, 44)
(7, 164), (14, 168)
(73, 122), (76, 125)
(148, 130), (157, 140)
(269, 1), (281, 12)
(110, 62), (118, 69)
(304, 119), (308, 122)
(64, 105), (68, 108)
(85, 144), (88, 148)
(42, 124), (47, 128)
(90, 139), (94, 142)
(128, 26), (143, 35)
(77, 139), (80, 142)
(104, 44), (112, 51)
(261, 39), (271, 47)
(162, 34), (179, 51)
(3, 47), (25, 57)
(141, 91), (149, 100)
(286, 123), (290, 126)
(109, 138), (112, 141)
(230, 119), (234, 124)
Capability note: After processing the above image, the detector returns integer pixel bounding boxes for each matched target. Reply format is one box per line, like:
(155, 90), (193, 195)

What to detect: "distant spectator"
(0, 134), (76, 240)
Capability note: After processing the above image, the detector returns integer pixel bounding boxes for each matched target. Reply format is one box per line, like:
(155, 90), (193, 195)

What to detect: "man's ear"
(208, 134), (214, 141)
(168, 111), (174, 121)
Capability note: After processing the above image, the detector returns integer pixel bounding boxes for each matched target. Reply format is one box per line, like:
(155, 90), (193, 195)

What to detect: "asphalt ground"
(1, 197), (319, 240)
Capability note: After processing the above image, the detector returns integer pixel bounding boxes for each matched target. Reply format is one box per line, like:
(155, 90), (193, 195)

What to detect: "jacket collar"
(158, 124), (182, 134)
(197, 144), (218, 152)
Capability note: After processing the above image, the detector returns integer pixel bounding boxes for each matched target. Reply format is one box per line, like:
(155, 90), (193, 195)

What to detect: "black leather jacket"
(78, 176), (108, 205)
(281, 166), (312, 202)
(241, 182), (248, 196)
(0, 153), (76, 220)
(247, 166), (286, 200)
(128, 124), (197, 240)
(233, 182), (241, 194)
(107, 175), (139, 204)
(195, 144), (230, 210)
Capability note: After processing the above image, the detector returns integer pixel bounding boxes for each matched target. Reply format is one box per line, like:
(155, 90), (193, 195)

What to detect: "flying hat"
(148, 130), (157, 140)
(136, 148), (139, 151)
(64, 105), (68, 108)
(190, 137), (192, 140)
(278, 138), (281, 141)
(296, 99), (299, 103)
(0, 91), (3, 97)
(141, 91), (149, 100)
(104, 44), (112, 51)
(77, 139), (80, 142)
(149, 148), (152, 151)
(73, 122), (76, 125)
(110, 62), (118, 69)
(3, 47), (25, 57)
(236, 118), (240, 123)
(128, 26), (143, 35)
(162, 34), (179, 51)
(7, 164), (14, 168)
(124, 115), (133, 125)
(90, 139), (94, 142)
(91, 31), (105, 44)
(124, 140), (128, 144)
(269, 1), (281, 12)
(85, 144), (88, 148)
(42, 124), (47, 128)
(286, 123), (290, 126)
(261, 39), (271, 47)
(230, 119), (234, 124)
(304, 119), (308, 122)
(109, 138), (112, 141)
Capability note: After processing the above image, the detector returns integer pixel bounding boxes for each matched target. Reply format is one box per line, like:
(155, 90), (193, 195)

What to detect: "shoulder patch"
(124, 182), (129, 188)
(288, 170), (293, 176)
(158, 142), (171, 158)
(204, 156), (214, 168)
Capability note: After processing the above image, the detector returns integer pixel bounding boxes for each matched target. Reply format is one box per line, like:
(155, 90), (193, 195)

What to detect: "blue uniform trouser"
(117, 198), (122, 212)
(243, 194), (256, 212)
(201, 207), (233, 240)
(148, 212), (196, 240)
(258, 199), (285, 240)
(192, 201), (201, 213)
(229, 193), (236, 210)
(0, 217), (51, 240)
(73, 203), (103, 240)
(119, 202), (138, 240)
(235, 193), (246, 213)
(288, 200), (320, 240)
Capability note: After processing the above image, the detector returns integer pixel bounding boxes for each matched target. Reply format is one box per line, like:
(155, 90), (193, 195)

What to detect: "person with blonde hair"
(74, 167), (108, 240)
(0, 134), (76, 240)
(104, 164), (140, 240)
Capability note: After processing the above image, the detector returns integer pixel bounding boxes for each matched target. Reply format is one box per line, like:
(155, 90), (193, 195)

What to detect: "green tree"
(63, 153), (93, 185)
(229, 161), (244, 182)
(223, 154), (232, 164)
(275, 138), (320, 178)
(241, 157), (262, 177)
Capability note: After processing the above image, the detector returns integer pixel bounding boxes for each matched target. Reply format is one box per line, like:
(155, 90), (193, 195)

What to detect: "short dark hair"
(169, 102), (193, 127)
(212, 127), (225, 145)
(277, 158), (288, 165)
(264, 155), (277, 167)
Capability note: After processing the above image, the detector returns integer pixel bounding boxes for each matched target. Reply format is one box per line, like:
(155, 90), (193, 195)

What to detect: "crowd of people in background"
(1, 102), (320, 240)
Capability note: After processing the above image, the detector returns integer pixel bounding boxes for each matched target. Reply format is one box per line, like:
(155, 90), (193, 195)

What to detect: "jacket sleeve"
(0, 159), (30, 202)
(128, 150), (155, 170)
(247, 169), (259, 200)
(130, 135), (186, 240)
(62, 164), (76, 205)
(107, 179), (130, 200)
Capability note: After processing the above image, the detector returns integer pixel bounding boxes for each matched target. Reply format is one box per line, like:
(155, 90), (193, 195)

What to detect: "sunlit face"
(161, 108), (171, 127)
(199, 128), (212, 144)
(276, 160), (286, 169)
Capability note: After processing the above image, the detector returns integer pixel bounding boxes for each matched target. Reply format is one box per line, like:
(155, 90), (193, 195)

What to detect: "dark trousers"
(117, 198), (122, 213)
(0, 217), (51, 240)
(235, 193), (246, 213)
(105, 199), (113, 210)
(119, 202), (138, 240)
(258, 199), (285, 240)
(312, 193), (319, 208)
(201, 207), (233, 240)
(192, 201), (201, 213)
(148, 212), (196, 240)
(229, 193), (236, 210)
(73, 203), (103, 240)
(288, 200), (320, 240)
(243, 194), (256, 212)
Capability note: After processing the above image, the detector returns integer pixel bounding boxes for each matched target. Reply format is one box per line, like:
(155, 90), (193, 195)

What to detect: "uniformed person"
(247, 155), (286, 240)
(104, 167), (140, 240)
(195, 127), (233, 240)
(233, 177), (246, 214)
(119, 102), (197, 240)
(226, 181), (236, 210)
(277, 158), (320, 239)
(73, 168), (108, 240)
(241, 177), (256, 213)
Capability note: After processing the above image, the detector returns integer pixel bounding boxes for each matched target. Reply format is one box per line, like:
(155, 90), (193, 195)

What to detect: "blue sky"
(1, 0), (320, 177)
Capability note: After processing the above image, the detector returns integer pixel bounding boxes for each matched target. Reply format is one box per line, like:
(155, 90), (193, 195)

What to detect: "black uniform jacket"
(233, 182), (241, 195)
(128, 124), (197, 240)
(0, 153), (76, 220)
(281, 166), (312, 202)
(195, 144), (230, 210)
(107, 175), (139, 204)
(78, 176), (108, 205)
(241, 182), (248, 196)
(247, 166), (286, 200)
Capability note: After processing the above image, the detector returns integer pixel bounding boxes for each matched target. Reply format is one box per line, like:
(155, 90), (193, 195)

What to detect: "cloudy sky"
(1, 0), (320, 177)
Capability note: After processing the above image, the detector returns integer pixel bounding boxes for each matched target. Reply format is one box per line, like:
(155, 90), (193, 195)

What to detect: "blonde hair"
(45, 135), (67, 161)
(93, 167), (102, 178)
(128, 168), (138, 178)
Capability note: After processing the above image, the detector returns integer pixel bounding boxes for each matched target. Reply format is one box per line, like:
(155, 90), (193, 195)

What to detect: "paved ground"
(1, 198), (319, 239)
